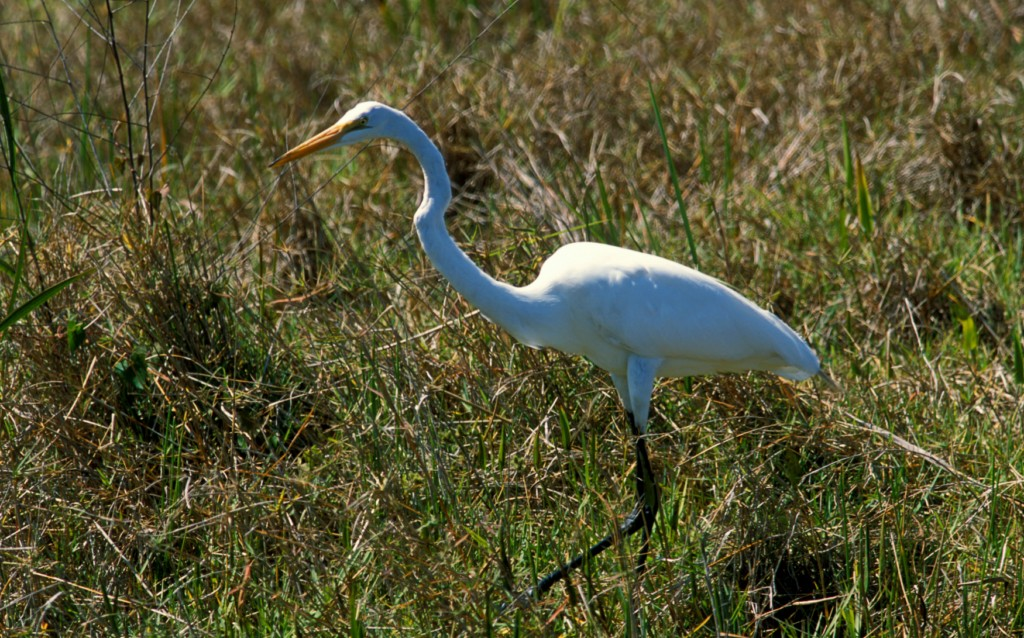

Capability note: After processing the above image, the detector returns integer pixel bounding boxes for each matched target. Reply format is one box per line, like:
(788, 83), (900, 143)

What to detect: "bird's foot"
(500, 497), (657, 614)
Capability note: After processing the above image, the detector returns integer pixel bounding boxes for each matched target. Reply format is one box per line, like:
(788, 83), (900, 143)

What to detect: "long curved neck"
(397, 119), (534, 341)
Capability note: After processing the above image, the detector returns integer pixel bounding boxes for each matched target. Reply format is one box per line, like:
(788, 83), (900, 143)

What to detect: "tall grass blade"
(0, 270), (92, 338)
(959, 314), (978, 358)
(0, 72), (19, 200)
(841, 119), (854, 194)
(723, 121), (733, 189)
(649, 82), (700, 268)
(0, 69), (29, 316)
(854, 154), (874, 234)
(697, 116), (711, 186)
(827, 122), (851, 246)
(1012, 325), (1024, 385)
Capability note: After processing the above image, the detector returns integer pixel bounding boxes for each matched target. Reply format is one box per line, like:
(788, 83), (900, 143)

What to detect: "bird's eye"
(358, 117), (369, 128)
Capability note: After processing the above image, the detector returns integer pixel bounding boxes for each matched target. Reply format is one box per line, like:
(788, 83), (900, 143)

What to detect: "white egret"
(271, 101), (828, 602)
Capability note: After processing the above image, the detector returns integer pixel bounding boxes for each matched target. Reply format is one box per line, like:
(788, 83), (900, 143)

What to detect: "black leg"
(501, 411), (661, 612)
(630, 412), (660, 575)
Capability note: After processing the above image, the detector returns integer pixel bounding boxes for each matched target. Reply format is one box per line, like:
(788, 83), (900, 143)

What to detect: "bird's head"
(269, 101), (401, 168)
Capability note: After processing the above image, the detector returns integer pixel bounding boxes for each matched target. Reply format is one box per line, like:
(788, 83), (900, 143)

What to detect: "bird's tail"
(816, 370), (842, 393)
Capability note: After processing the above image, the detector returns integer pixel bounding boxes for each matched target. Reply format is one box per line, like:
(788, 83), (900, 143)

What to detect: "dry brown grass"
(2, 1), (1023, 635)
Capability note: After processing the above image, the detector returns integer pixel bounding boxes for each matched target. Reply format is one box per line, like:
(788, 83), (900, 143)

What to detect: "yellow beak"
(269, 119), (361, 168)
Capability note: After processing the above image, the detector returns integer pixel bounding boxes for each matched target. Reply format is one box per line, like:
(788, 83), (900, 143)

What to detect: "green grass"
(2, 1), (1023, 635)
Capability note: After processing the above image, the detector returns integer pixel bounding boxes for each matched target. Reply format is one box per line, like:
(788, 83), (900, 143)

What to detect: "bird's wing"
(535, 243), (819, 378)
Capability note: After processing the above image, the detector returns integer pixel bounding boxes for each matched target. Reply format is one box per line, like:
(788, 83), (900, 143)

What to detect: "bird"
(271, 100), (829, 604)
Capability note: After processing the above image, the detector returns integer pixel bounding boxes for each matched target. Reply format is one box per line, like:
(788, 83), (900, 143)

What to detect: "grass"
(2, 0), (1023, 635)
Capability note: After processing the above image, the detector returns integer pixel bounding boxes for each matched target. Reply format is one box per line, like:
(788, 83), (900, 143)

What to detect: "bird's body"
(271, 101), (826, 603)
(505, 241), (818, 382)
